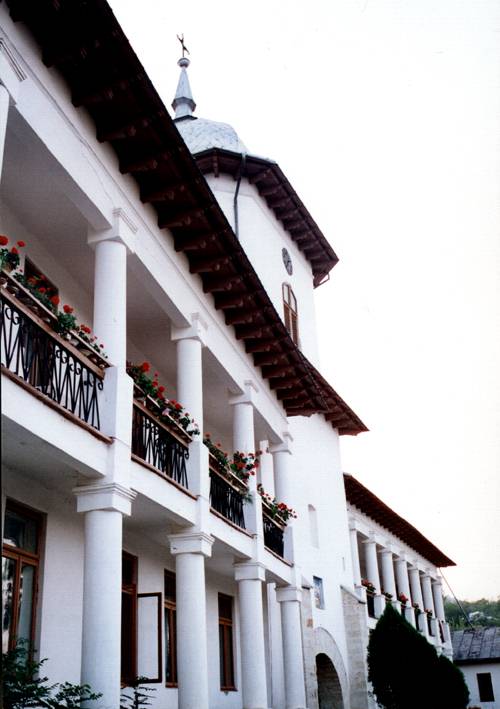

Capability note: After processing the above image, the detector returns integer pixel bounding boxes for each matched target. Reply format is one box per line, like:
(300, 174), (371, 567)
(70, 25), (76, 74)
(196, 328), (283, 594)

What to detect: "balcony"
(209, 453), (247, 529)
(1, 272), (106, 432)
(262, 502), (285, 558)
(131, 386), (191, 490)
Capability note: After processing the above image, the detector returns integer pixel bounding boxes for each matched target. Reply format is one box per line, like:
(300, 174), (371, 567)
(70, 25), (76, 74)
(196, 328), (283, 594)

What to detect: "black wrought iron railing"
(366, 592), (376, 618)
(262, 507), (285, 558)
(131, 402), (189, 488)
(1, 288), (103, 429)
(209, 457), (247, 529)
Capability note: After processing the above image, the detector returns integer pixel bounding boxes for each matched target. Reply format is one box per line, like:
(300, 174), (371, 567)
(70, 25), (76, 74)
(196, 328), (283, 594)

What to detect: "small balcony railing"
(262, 503), (285, 558)
(209, 454), (247, 529)
(131, 392), (190, 489)
(366, 591), (376, 618)
(1, 278), (104, 430)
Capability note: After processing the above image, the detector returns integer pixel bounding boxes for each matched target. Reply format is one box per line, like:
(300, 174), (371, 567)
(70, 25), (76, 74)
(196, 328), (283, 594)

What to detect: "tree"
(368, 603), (468, 709)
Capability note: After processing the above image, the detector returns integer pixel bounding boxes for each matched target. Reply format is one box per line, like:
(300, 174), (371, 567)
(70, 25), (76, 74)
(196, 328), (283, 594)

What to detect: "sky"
(107, 0), (500, 601)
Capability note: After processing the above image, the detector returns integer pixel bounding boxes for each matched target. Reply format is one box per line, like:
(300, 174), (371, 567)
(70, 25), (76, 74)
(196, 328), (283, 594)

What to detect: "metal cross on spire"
(176, 34), (190, 59)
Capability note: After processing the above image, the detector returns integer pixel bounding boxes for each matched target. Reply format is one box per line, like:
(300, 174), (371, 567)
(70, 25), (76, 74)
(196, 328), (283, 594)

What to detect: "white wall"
(206, 174), (321, 366)
(460, 663), (500, 709)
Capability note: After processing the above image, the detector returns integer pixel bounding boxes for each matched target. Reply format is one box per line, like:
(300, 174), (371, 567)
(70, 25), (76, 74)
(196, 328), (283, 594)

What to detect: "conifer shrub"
(367, 603), (469, 709)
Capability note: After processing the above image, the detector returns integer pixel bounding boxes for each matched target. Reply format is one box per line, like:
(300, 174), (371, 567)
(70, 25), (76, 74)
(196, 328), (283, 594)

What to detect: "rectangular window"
(313, 576), (325, 609)
(164, 571), (177, 686)
(218, 594), (235, 690)
(2, 501), (42, 653)
(477, 672), (494, 702)
(121, 551), (138, 685)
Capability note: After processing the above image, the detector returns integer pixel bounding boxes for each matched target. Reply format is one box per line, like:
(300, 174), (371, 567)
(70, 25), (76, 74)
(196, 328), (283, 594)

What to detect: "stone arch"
(314, 627), (349, 709)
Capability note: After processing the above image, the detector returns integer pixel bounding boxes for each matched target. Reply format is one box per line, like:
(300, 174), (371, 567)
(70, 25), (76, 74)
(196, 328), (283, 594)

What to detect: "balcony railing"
(262, 503), (285, 558)
(427, 613), (435, 636)
(1, 281), (104, 430)
(366, 591), (376, 618)
(209, 454), (247, 529)
(132, 395), (190, 489)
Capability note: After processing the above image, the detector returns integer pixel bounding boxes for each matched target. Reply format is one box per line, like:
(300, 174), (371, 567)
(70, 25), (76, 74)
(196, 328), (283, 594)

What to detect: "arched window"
(282, 283), (298, 344)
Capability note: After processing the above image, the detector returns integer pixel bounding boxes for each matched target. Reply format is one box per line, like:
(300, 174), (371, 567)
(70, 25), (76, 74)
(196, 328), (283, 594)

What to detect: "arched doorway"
(316, 652), (345, 709)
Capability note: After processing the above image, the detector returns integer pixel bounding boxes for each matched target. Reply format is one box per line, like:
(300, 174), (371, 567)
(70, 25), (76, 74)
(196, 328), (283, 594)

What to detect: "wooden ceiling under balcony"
(6, 0), (367, 435)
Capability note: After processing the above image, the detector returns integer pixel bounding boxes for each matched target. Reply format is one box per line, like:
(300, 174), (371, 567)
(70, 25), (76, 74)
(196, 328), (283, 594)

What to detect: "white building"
(344, 474), (454, 666)
(0, 2), (453, 708)
(452, 628), (500, 709)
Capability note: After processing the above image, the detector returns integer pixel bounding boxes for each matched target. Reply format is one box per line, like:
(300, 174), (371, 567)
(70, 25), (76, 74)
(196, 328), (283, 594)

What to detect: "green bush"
(2, 644), (101, 709)
(367, 604), (469, 709)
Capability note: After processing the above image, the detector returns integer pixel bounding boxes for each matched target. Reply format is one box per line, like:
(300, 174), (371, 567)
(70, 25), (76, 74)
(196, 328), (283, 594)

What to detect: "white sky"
(108, 0), (500, 601)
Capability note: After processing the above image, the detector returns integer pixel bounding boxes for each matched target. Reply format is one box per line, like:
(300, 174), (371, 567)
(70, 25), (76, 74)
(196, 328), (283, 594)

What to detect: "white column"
(230, 387), (261, 535)
(270, 433), (293, 504)
(421, 573), (436, 615)
(276, 585), (307, 709)
(363, 539), (381, 591)
(0, 84), (9, 182)
(172, 317), (208, 498)
(75, 483), (135, 709)
(235, 562), (269, 709)
(432, 578), (446, 621)
(176, 336), (203, 430)
(408, 567), (424, 609)
(169, 532), (214, 709)
(92, 239), (127, 368)
(395, 558), (414, 624)
(380, 549), (397, 598)
(349, 525), (362, 588)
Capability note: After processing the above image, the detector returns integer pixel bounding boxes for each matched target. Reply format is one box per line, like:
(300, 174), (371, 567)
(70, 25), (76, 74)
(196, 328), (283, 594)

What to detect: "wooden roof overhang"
(6, 0), (366, 435)
(193, 148), (338, 287)
(344, 474), (455, 567)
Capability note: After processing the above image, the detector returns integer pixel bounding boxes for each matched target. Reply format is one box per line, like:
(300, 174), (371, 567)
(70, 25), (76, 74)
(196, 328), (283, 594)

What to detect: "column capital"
(431, 577), (443, 588)
(171, 312), (208, 346)
(269, 430), (293, 455)
(228, 379), (259, 406)
(234, 560), (266, 582)
(74, 482), (135, 515)
(88, 208), (137, 253)
(276, 585), (302, 604)
(168, 531), (214, 557)
(379, 547), (394, 557)
(0, 38), (26, 103)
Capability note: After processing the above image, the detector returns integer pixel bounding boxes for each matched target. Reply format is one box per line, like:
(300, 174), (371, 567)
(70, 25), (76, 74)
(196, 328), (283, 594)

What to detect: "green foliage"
(444, 596), (500, 629)
(434, 654), (470, 709)
(120, 678), (156, 709)
(368, 604), (468, 709)
(2, 643), (101, 709)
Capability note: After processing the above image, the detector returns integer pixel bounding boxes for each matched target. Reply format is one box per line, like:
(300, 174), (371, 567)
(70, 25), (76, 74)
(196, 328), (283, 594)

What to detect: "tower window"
(282, 283), (298, 344)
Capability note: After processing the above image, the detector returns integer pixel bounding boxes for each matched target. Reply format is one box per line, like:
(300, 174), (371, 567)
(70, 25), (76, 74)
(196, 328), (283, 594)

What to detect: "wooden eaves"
(344, 474), (455, 567)
(192, 148), (338, 288)
(6, 0), (367, 435)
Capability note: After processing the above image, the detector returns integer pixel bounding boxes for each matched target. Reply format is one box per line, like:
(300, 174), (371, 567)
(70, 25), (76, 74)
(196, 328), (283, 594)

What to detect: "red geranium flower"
(10, 247), (18, 255)
(50, 295), (60, 306)
(175, 403), (182, 410)
(0, 235), (8, 246)
(38, 287), (47, 294)
(81, 325), (91, 334)
(17, 240), (25, 247)
(63, 304), (74, 314)
(140, 362), (150, 372)
(158, 386), (165, 394)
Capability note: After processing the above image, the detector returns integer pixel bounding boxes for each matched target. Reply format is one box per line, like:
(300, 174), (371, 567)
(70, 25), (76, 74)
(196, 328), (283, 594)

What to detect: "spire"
(172, 55), (196, 120)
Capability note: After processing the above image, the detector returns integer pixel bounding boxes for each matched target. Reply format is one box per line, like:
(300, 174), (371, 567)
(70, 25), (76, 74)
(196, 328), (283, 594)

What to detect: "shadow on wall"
(316, 652), (345, 709)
